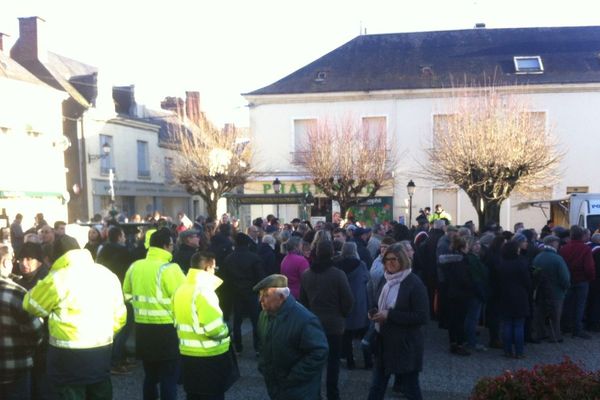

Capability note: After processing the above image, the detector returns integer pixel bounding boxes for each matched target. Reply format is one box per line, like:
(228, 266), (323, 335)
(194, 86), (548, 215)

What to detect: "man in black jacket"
(172, 229), (201, 273)
(222, 233), (265, 355)
(96, 226), (135, 374)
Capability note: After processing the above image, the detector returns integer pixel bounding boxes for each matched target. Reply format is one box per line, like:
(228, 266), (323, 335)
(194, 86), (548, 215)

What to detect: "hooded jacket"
(299, 258), (354, 335)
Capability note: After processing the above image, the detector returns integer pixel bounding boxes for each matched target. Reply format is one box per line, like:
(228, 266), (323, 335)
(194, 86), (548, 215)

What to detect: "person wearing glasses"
(367, 243), (429, 400)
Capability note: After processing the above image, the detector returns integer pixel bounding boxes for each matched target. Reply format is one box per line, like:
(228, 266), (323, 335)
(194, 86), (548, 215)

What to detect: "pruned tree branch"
(300, 115), (396, 217)
(420, 85), (563, 228)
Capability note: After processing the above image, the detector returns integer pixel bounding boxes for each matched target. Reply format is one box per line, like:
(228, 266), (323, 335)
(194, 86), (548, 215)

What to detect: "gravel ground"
(112, 320), (600, 399)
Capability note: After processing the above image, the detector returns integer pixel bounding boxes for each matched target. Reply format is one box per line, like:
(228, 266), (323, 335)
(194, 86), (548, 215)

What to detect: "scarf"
(376, 268), (411, 331)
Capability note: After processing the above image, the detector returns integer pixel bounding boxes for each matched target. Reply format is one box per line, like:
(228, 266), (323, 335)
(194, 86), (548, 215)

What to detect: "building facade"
(4, 16), (199, 223)
(244, 26), (600, 229)
(0, 32), (69, 229)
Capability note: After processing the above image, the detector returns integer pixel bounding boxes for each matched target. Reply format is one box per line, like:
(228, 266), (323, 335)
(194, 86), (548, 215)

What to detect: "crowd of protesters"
(2, 206), (600, 400)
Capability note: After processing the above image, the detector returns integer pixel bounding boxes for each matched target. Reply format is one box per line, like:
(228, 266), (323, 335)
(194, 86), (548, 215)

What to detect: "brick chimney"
(185, 91), (202, 126)
(161, 96), (185, 120)
(11, 17), (47, 63)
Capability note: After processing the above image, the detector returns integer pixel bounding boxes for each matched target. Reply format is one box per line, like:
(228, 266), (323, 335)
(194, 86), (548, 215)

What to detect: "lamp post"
(407, 180), (416, 227)
(273, 178), (281, 217)
(88, 142), (111, 163)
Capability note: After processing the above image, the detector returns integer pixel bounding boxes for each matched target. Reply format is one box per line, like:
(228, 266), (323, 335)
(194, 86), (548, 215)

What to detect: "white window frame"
(514, 56), (544, 74)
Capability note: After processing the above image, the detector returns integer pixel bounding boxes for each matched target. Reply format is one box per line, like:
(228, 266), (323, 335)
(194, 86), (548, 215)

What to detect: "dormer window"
(514, 56), (544, 74)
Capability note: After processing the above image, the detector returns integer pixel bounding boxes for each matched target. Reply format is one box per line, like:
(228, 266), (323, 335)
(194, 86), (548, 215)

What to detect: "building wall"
(84, 116), (193, 220)
(0, 76), (68, 227)
(247, 87), (600, 230)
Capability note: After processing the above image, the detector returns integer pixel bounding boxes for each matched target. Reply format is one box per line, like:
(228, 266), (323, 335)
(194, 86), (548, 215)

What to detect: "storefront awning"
(223, 192), (314, 205)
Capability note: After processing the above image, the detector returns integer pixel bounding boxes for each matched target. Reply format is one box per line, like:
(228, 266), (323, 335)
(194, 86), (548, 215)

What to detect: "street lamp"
(88, 142), (111, 163)
(273, 178), (281, 217)
(407, 180), (416, 226)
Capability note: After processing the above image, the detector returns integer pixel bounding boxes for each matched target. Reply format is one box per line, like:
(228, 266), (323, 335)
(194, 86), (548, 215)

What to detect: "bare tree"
(299, 115), (395, 219)
(423, 86), (563, 229)
(173, 118), (252, 220)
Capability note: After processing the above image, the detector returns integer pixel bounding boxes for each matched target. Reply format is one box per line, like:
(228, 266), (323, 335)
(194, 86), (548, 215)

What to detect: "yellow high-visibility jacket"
(23, 249), (126, 349)
(123, 246), (185, 324)
(173, 269), (230, 357)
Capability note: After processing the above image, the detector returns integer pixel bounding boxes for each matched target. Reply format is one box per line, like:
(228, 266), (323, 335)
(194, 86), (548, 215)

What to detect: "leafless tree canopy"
(299, 116), (395, 216)
(423, 86), (563, 227)
(173, 118), (252, 219)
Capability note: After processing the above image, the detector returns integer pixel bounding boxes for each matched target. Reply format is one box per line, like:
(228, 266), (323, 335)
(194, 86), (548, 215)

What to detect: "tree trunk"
(205, 199), (218, 220)
(476, 199), (502, 232)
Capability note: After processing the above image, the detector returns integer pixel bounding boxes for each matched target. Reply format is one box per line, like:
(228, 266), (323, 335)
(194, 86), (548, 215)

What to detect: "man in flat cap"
(254, 274), (328, 400)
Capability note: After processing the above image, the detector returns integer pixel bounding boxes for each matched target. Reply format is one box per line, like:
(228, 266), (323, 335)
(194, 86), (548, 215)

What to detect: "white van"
(518, 193), (600, 232)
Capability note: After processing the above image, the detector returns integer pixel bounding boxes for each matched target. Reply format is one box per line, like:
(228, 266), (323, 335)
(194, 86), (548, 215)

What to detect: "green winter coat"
(257, 295), (328, 400)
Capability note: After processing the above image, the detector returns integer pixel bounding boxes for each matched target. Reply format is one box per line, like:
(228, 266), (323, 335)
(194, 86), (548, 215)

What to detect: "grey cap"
(253, 274), (288, 292)
(179, 229), (200, 240)
(543, 235), (560, 245)
(446, 225), (459, 232)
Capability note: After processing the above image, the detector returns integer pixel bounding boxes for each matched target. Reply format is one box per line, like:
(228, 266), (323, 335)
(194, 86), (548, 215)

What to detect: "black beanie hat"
(18, 242), (44, 262)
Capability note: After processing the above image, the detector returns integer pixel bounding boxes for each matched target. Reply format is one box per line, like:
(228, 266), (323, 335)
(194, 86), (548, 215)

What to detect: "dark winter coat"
(439, 253), (475, 301)
(258, 243), (279, 276)
(300, 259), (354, 335)
(172, 243), (198, 274)
(336, 257), (369, 330)
(498, 257), (532, 318)
(221, 247), (265, 296)
(257, 295), (328, 400)
(372, 273), (429, 375)
(96, 242), (132, 284)
(532, 247), (570, 302)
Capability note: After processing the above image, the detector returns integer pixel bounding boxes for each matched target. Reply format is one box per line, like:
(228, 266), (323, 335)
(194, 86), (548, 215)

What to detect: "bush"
(470, 358), (600, 400)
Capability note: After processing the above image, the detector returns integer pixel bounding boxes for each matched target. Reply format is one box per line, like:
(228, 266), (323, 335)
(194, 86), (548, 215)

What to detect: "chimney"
(113, 85), (137, 116)
(161, 96), (185, 120)
(185, 91), (202, 126)
(11, 17), (47, 63)
(0, 32), (9, 52)
(474, 23), (486, 29)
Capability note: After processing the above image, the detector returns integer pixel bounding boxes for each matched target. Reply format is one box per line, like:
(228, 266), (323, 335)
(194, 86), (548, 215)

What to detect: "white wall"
(247, 87), (600, 231)
(0, 77), (68, 225)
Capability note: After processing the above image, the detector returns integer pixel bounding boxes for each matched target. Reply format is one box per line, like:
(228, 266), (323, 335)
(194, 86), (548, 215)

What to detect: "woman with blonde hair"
(367, 243), (428, 400)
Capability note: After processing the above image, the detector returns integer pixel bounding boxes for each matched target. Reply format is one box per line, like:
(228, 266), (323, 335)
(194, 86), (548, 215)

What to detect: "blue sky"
(2, 0), (599, 126)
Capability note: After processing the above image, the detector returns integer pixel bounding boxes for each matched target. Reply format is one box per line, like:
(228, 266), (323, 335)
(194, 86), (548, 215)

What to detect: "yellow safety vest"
(173, 269), (230, 357)
(123, 246), (185, 324)
(23, 249), (126, 349)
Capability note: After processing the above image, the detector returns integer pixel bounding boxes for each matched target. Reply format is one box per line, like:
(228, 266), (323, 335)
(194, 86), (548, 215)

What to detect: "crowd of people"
(1, 207), (600, 400)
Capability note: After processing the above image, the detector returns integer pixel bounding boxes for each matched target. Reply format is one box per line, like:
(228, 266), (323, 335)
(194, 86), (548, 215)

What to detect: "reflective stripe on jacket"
(123, 246), (185, 324)
(23, 249), (127, 349)
(173, 269), (230, 357)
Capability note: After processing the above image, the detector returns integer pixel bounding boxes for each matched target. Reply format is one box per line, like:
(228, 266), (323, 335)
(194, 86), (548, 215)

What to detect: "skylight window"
(514, 56), (544, 74)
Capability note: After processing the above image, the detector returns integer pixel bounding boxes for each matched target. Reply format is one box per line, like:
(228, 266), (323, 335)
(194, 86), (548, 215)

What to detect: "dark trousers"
(0, 370), (31, 400)
(142, 359), (179, 400)
(325, 334), (342, 400)
(533, 299), (563, 341)
(447, 299), (468, 346)
(187, 394), (224, 400)
(486, 297), (501, 345)
(562, 282), (589, 335)
(54, 379), (112, 400)
(502, 317), (525, 356)
(587, 284), (600, 329)
(232, 294), (259, 352)
(367, 367), (422, 400)
(112, 302), (134, 365)
(342, 327), (370, 367)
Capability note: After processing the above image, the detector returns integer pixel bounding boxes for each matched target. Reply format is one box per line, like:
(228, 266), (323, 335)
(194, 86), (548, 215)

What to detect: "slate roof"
(13, 51), (97, 107)
(246, 26), (600, 96)
(0, 51), (47, 85)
